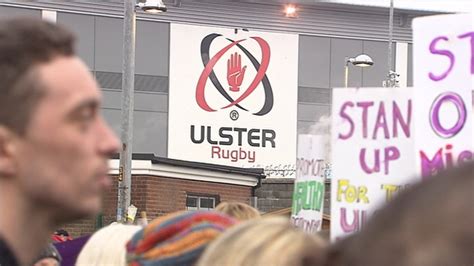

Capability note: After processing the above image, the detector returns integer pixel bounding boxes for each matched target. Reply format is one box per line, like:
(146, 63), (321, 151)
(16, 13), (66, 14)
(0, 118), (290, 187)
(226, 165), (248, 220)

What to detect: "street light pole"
(384, 0), (400, 87)
(388, 0), (394, 76)
(117, 0), (136, 223)
(344, 60), (349, 88)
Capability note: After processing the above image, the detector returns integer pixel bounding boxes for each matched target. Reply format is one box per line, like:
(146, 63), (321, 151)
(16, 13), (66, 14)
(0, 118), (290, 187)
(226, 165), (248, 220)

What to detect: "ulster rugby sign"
(168, 24), (298, 177)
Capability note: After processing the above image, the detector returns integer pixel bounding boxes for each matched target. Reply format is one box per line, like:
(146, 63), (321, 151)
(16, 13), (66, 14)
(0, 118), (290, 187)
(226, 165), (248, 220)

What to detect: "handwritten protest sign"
(291, 135), (327, 233)
(329, 14), (472, 241)
(413, 14), (473, 178)
(330, 14), (473, 241)
(330, 88), (418, 241)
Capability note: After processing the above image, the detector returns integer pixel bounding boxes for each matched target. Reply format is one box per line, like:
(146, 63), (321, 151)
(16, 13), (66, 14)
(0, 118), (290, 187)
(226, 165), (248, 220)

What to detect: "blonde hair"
(215, 201), (260, 221)
(197, 217), (327, 266)
(76, 223), (141, 266)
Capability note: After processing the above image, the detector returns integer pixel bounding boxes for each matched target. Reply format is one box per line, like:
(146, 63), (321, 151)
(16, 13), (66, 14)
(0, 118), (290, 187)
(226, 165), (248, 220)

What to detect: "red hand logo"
(227, 52), (247, 92)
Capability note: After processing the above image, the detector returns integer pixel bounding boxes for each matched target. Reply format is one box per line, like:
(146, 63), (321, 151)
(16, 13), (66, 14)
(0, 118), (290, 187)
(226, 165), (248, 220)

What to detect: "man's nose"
(97, 117), (120, 156)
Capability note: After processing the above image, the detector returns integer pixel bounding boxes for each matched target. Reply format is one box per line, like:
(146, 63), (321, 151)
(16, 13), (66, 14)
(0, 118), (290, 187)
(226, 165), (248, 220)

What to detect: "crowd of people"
(15, 162), (474, 266)
(0, 17), (473, 266)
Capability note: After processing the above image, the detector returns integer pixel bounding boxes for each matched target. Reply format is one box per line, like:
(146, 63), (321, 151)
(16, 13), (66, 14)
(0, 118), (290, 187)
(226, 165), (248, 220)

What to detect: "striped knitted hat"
(126, 210), (236, 266)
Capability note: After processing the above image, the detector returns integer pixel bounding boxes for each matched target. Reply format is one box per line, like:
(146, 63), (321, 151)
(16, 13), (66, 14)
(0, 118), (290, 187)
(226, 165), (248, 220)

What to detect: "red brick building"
(63, 154), (264, 237)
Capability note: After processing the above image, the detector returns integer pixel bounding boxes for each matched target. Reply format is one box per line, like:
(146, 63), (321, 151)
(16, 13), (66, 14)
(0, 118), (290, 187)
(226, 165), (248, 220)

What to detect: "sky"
(323, 0), (473, 13)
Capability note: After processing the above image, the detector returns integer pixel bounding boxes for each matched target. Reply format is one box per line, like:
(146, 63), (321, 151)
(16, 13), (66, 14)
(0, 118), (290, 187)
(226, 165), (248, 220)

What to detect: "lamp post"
(344, 54), (374, 88)
(384, 0), (400, 87)
(388, 0), (394, 76)
(117, 0), (167, 223)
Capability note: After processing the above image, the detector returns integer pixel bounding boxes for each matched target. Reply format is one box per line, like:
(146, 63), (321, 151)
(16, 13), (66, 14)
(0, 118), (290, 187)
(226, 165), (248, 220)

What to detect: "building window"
(186, 194), (219, 210)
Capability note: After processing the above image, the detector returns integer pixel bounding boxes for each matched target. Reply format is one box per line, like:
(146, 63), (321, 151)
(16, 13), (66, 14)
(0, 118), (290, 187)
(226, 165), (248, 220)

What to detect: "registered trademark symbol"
(230, 110), (239, 121)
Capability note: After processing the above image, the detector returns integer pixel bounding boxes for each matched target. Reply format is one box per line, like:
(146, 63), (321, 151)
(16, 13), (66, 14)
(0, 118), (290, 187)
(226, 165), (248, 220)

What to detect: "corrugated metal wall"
(0, 1), (431, 158)
(0, 0), (436, 42)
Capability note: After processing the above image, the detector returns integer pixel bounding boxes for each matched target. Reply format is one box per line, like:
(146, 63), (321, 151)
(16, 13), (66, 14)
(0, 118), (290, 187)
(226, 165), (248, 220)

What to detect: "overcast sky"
(324, 0), (473, 13)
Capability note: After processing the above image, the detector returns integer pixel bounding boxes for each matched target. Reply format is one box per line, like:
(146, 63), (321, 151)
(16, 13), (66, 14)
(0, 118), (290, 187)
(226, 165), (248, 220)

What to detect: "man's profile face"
(12, 56), (119, 221)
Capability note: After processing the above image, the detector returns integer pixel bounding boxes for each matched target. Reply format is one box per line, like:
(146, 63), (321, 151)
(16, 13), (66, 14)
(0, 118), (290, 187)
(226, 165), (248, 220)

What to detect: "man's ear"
(0, 126), (18, 177)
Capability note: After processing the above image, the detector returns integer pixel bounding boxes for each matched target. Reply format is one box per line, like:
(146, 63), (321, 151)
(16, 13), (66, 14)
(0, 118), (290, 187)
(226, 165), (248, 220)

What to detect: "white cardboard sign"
(413, 14), (473, 178)
(291, 135), (327, 233)
(330, 88), (417, 241)
(330, 13), (473, 241)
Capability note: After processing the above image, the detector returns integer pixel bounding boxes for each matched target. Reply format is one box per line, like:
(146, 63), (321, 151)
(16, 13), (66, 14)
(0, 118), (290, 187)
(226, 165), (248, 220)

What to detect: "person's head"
(325, 162), (474, 266)
(127, 210), (236, 266)
(0, 18), (119, 222)
(33, 244), (62, 266)
(197, 217), (327, 266)
(215, 201), (261, 221)
(76, 223), (141, 266)
(54, 229), (69, 237)
(52, 229), (72, 242)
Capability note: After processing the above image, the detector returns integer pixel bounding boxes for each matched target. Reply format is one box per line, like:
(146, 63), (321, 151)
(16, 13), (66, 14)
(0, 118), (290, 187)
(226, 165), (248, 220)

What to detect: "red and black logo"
(196, 33), (273, 116)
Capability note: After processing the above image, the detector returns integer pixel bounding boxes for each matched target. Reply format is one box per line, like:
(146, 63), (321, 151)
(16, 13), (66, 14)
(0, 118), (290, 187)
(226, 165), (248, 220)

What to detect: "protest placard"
(291, 135), (327, 233)
(330, 88), (417, 241)
(330, 13), (473, 241)
(413, 14), (473, 178)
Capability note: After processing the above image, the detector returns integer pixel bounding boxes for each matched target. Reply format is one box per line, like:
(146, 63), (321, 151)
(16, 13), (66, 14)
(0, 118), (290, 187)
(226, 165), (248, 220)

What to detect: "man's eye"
(79, 112), (94, 121)
(78, 119), (93, 132)
(77, 113), (93, 124)
(75, 109), (96, 131)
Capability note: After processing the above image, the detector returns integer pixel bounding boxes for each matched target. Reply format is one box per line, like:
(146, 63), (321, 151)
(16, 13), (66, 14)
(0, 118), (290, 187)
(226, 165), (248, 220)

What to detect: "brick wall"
(62, 174), (253, 237)
(61, 217), (96, 238)
(256, 178), (294, 213)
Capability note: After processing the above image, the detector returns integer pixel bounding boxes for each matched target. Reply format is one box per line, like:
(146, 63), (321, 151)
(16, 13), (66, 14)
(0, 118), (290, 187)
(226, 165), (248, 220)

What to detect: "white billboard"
(168, 24), (298, 177)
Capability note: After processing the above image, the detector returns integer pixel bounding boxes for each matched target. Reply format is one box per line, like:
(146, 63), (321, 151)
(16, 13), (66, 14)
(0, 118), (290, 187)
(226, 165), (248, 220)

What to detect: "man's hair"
(76, 223), (141, 266)
(0, 18), (75, 134)
(197, 217), (327, 266)
(215, 201), (261, 221)
(54, 229), (69, 237)
(325, 162), (474, 266)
